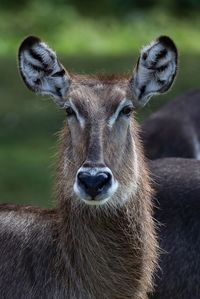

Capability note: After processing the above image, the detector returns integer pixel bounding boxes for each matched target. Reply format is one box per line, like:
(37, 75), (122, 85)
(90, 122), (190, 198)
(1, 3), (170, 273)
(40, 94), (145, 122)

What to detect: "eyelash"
(120, 106), (133, 117)
(65, 105), (133, 120)
(65, 107), (75, 117)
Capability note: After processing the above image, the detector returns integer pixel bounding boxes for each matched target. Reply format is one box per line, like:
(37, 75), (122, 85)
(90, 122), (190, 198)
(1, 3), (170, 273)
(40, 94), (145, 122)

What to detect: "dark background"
(1, 0), (200, 207)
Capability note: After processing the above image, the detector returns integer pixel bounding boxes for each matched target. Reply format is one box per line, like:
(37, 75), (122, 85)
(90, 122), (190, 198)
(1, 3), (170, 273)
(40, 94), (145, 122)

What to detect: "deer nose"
(77, 171), (112, 199)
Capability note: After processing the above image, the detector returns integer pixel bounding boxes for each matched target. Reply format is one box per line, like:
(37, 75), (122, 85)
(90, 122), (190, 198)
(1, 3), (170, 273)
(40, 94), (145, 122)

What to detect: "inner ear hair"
(129, 35), (178, 108)
(18, 36), (70, 105)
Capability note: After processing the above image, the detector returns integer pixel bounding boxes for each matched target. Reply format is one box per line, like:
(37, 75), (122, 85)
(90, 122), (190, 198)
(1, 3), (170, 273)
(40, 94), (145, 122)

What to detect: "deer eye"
(65, 107), (75, 117)
(120, 106), (133, 117)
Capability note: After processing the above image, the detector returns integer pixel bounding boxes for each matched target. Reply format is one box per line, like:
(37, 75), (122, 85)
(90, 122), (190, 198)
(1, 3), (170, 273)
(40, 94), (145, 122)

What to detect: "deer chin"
(81, 198), (111, 206)
(73, 179), (119, 206)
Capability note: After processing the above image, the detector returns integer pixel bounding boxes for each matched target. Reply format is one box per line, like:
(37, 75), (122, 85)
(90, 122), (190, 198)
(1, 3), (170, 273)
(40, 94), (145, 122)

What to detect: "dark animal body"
(0, 35), (178, 298)
(149, 158), (200, 299)
(141, 89), (200, 159)
(1, 158), (200, 299)
(0, 200), (154, 299)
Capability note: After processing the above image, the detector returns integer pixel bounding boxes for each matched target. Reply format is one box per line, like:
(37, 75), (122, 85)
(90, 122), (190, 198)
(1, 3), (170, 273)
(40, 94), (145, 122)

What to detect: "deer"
(0, 35), (177, 299)
(141, 89), (200, 160)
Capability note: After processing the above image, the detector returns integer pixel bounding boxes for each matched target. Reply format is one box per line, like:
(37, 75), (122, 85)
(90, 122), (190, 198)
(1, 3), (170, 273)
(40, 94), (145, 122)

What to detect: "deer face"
(62, 81), (138, 206)
(18, 36), (177, 206)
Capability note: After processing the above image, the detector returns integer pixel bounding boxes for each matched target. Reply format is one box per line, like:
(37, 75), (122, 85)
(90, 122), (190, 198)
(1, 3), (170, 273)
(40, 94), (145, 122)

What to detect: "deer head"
(18, 36), (177, 207)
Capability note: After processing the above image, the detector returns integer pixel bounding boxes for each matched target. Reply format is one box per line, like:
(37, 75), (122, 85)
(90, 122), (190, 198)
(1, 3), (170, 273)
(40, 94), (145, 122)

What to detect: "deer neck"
(57, 189), (154, 299)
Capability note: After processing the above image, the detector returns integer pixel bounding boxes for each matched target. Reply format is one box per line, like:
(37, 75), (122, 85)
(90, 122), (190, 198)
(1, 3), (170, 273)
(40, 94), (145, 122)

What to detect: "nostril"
(77, 172), (91, 190)
(97, 172), (111, 190)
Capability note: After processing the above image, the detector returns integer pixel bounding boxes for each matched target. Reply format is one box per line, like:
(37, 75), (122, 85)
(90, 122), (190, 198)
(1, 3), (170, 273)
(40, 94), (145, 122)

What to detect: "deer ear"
(18, 36), (70, 107)
(129, 36), (178, 108)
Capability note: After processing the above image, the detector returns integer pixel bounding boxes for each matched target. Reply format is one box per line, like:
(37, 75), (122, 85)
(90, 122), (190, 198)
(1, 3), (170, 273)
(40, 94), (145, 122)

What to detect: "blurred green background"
(1, 0), (200, 207)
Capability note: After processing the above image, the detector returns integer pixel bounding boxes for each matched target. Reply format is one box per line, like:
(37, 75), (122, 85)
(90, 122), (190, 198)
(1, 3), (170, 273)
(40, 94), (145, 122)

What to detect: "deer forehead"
(66, 83), (129, 124)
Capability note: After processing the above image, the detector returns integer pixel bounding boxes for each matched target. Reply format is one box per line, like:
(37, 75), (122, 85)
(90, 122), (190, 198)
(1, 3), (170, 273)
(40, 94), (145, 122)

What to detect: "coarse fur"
(149, 158), (200, 299)
(0, 35), (177, 298)
(141, 89), (200, 159)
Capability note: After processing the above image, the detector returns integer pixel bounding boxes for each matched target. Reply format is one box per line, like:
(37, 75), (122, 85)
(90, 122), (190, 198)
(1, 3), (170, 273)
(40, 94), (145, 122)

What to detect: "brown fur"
(0, 78), (158, 299)
(1, 34), (179, 298)
(55, 79), (158, 298)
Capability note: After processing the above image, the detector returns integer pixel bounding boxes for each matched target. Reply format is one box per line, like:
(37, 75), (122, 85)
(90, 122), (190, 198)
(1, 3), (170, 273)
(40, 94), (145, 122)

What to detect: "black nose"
(77, 171), (112, 199)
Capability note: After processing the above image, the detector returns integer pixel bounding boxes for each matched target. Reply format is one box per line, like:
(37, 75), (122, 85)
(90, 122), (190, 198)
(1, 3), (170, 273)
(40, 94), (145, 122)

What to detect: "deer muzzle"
(73, 166), (118, 205)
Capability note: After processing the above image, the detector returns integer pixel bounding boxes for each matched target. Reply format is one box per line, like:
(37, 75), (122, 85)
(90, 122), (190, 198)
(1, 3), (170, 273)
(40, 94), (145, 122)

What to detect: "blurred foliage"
(0, 0), (200, 56)
(70, 0), (200, 16)
(1, 0), (200, 15)
(159, 0), (200, 15)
